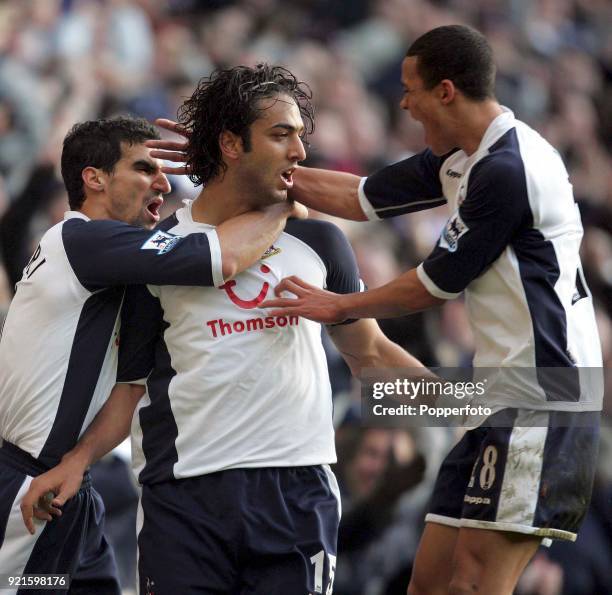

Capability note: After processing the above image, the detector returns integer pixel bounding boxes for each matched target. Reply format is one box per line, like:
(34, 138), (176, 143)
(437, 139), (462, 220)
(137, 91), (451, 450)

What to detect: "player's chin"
(263, 190), (289, 206)
(135, 214), (158, 230)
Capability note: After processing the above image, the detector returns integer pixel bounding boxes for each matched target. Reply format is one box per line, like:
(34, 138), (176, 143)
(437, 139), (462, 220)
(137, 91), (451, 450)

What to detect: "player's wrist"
(335, 294), (351, 323)
(60, 445), (93, 472)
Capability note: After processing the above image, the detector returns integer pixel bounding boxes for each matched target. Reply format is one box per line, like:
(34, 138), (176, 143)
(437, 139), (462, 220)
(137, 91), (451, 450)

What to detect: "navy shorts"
(0, 441), (121, 595)
(138, 465), (341, 594)
(427, 409), (600, 542)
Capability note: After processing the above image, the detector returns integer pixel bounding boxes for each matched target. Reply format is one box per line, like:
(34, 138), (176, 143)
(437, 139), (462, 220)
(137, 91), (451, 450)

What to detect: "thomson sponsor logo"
(206, 315), (299, 338)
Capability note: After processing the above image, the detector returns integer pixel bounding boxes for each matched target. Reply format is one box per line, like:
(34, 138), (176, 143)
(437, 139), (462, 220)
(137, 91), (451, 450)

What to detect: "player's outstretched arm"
(290, 166), (367, 221)
(20, 383), (144, 535)
(148, 118), (366, 222)
(262, 269), (444, 323)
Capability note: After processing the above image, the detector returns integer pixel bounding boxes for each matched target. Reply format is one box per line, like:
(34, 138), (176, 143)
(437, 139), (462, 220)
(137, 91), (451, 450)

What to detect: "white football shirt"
(359, 108), (602, 414)
(0, 211), (220, 465)
(119, 203), (362, 483)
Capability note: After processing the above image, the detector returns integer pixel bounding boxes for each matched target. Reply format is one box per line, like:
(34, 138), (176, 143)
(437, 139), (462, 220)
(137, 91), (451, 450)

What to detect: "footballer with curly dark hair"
(21, 64), (429, 594)
(178, 63), (314, 189)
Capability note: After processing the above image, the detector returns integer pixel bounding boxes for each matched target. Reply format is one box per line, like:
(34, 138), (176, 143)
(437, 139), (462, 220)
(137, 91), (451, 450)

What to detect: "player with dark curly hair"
(178, 63), (314, 188)
(22, 64), (426, 594)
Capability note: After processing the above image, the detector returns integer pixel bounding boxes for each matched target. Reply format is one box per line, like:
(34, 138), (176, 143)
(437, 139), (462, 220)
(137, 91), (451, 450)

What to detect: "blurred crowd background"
(0, 0), (610, 593)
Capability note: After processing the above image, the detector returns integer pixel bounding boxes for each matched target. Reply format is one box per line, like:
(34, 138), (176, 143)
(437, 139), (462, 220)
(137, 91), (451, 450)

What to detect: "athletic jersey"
(359, 108), (602, 412)
(0, 211), (222, 467)
(118, 202), (361, 484)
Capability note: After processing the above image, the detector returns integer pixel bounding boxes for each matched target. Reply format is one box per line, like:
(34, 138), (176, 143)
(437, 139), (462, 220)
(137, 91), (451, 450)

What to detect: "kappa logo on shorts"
(440, 211), (469, 252)
(141, 230), (182, 254)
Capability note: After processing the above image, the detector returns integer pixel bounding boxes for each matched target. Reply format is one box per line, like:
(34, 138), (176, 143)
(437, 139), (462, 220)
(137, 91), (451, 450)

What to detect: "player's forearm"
(367, 335), (426, 370)
(291, 166), (368, 221)
(337, 331), (427, 376)
(217, 202), (294, 280)
(338, 269), (444, 320)
(61, 383), (144, 471)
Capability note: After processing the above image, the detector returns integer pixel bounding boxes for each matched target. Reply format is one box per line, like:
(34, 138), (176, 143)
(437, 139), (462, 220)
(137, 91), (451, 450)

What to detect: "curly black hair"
(61, 116), (159, 210)
(177, 64), (314, 187)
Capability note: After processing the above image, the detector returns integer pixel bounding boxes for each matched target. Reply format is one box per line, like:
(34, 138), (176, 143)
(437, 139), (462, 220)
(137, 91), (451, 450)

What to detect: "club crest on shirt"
(440, 211), (469, 253)
(141, 230), (181, 254)
(261, 244), (281, 260)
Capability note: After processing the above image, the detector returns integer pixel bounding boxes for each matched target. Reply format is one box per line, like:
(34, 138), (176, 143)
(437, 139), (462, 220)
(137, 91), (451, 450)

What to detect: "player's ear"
(219, 130), (243, 161)
(82, 167), (106, 193)
(439, 79), (456, 105)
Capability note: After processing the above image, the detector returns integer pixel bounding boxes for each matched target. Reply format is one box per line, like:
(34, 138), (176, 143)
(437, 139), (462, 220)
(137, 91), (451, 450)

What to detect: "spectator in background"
(333, 427), (425, 595)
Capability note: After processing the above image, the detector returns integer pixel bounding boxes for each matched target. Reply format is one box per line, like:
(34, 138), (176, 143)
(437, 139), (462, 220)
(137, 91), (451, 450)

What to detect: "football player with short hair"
(0, 115), (303, 593)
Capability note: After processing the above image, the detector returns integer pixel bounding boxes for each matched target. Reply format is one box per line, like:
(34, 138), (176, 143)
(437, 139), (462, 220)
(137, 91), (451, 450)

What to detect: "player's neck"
(452, 99), (504, 156)
(79, 200), (112, 221)
(190, 177), (251, 226)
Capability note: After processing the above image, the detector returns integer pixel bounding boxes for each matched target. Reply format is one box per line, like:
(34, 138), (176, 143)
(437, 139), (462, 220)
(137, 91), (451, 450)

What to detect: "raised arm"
(290, 167), (367, 221)
(61, 199), (305, 291)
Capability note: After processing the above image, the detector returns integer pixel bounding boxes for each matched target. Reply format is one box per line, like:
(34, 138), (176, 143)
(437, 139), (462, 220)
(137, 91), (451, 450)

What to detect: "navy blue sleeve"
(362, 149), (457, 218)
(285, 219), (361, 294)
(421, 153), (531, 296)
(285, 219), (362, 325)
(62, 216), (216, 291)
(117, 285), (161, 383)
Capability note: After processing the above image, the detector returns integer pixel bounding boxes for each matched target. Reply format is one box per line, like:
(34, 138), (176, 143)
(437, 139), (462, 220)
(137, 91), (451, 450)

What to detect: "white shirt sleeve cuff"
(116, 378), (148, 386)
(357, 177), (381, 221)
(416, 263), (461, 300)
(206, 229), (224, 287)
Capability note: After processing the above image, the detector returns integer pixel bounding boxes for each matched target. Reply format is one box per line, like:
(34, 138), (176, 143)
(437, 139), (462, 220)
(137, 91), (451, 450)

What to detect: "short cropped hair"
(407, 25), (496, 101)
(177, 64), (314, 187)
(61, 117), (159, 210)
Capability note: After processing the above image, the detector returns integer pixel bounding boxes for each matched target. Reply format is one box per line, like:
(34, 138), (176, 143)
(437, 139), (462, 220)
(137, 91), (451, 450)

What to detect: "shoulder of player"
(468, 145), (527, 193)
(283, 218), (347, 247)
(155, 212), (180, 233)
(61, 216), (131, 235)
(283, 218), (353, 266)
(61, 212), (182, 241)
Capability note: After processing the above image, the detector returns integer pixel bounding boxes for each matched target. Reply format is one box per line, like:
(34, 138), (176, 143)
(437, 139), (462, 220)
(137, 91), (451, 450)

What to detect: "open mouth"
(146, 197), (163, 221)
(280, 168), (295, 188)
